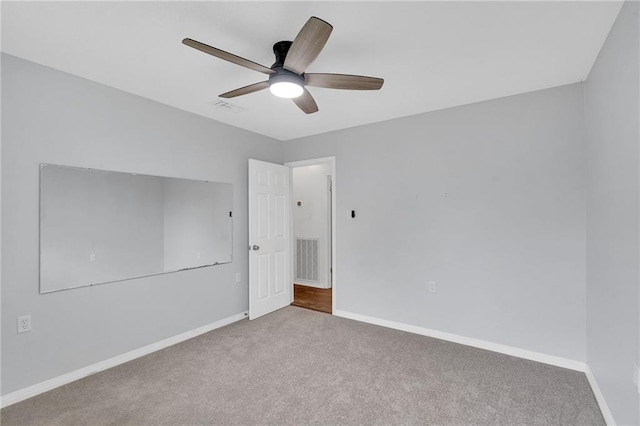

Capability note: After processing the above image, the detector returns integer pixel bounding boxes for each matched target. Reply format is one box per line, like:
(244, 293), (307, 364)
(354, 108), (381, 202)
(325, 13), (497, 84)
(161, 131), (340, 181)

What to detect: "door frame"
(285, 157), (336, 313)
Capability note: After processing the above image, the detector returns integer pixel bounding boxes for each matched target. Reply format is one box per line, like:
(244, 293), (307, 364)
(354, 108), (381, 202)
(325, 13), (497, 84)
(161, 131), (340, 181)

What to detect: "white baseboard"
(585, 365), (616, 425)
(334, 310), (586, 372)
(0, 311), (248, 409)
(294, 281), (331, 289)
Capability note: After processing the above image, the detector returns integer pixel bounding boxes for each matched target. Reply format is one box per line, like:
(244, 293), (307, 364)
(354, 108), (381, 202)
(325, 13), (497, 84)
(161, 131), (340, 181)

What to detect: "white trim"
(585, 365), (617, 426)
(334, 309), (586, 372)
(0, 311), (248, 408)
(285, 156), (335, 168)
(285, 157), (336, 314)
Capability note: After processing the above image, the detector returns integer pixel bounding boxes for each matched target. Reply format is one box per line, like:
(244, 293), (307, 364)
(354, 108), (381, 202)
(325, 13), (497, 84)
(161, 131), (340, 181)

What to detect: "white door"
(248, 159), (291, 320)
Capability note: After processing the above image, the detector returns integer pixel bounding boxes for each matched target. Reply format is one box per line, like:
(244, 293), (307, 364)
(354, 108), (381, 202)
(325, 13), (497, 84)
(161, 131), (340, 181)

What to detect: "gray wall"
(284, 84), (587, 362)
(1, 54), (283, 395)
(584, 1), (640, 424)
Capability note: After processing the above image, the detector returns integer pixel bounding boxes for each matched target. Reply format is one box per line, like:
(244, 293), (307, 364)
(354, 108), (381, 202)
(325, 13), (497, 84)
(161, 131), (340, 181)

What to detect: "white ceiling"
(1, 1), (623, 141)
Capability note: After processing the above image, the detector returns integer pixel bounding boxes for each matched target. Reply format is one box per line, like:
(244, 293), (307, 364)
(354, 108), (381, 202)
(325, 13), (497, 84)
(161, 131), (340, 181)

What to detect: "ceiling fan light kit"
(268, 69), (304, 99)
(182, 16), (384, 114)
(270, 80), (303, 99)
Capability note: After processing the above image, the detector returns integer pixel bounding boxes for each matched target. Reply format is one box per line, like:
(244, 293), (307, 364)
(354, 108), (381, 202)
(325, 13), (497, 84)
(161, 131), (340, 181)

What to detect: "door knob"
(252, 245), (260, 251)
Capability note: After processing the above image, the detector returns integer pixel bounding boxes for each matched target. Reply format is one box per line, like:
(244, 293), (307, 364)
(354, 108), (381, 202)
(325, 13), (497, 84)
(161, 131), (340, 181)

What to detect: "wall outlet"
(428, 281), (437, 293)
(17, 315), (31, 333)
(89, 253), (96, 262)
(235, 272), (242, 283)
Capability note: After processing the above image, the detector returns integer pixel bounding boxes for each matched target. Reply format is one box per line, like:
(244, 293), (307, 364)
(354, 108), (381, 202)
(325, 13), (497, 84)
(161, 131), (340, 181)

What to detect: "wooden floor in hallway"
(291, 284), (332, 314)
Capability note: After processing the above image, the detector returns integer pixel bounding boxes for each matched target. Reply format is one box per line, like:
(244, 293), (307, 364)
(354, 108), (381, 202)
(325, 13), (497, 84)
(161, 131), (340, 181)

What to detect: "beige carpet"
(1, 306), (604, 425)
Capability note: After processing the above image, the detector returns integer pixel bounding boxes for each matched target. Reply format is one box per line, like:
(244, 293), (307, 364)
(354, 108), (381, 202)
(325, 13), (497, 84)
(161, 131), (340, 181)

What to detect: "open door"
(248, 159), (291, 320)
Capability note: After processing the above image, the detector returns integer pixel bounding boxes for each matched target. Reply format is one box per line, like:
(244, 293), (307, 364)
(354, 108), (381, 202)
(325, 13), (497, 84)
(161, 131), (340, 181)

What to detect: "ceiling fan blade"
(284, 17), (333, 75)
(292, 88), (319, 114)
(305, 73), (384, 90)
(219, 81), (269, 98)
(182, 38), (274, 75)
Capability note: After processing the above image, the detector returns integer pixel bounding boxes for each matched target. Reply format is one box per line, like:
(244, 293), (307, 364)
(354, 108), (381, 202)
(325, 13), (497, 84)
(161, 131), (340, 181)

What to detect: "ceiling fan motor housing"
(272, 41), (293, 68)
(269, 67), (305, 86)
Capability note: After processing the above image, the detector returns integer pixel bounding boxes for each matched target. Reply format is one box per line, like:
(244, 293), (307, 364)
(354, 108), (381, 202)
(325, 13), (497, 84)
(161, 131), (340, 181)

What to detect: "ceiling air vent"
(210, 100), (245, 113)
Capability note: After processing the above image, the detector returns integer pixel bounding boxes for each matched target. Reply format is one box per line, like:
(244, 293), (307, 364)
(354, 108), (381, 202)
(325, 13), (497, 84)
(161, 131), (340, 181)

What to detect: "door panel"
(275, 251), (286, 294)
(249, 159), (291, 319)
(274, 194), (285, 237)
(257, 253), (270, 300)
(257, 193), (269, 239)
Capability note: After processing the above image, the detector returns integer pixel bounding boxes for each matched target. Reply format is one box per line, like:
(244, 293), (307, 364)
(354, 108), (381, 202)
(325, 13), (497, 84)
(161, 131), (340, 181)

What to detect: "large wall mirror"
(40, 164), (233, 293)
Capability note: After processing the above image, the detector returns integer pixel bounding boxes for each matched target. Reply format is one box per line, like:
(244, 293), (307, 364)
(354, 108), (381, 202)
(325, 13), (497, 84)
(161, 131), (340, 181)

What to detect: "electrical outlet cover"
(17, 315), (31, 333)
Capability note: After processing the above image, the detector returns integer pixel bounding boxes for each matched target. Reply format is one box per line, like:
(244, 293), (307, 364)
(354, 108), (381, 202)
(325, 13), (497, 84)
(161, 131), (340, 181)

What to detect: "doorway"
(286, 157), (336, 314)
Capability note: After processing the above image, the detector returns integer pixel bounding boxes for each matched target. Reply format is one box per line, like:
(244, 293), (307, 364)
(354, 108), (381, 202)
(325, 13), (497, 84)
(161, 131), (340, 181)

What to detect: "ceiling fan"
(182, 16), (384, 114)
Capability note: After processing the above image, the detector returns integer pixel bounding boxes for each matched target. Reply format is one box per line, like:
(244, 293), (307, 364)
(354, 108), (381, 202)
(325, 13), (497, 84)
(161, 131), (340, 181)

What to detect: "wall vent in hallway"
(296, 238), (319, 282)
